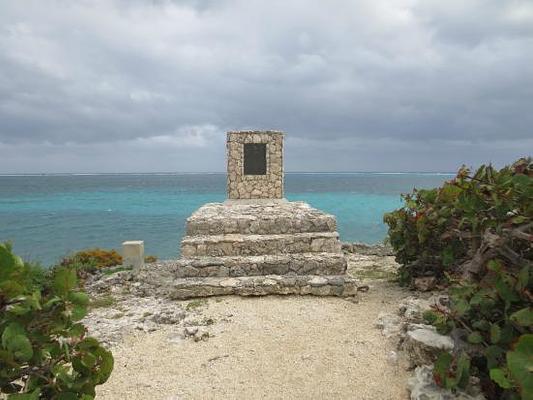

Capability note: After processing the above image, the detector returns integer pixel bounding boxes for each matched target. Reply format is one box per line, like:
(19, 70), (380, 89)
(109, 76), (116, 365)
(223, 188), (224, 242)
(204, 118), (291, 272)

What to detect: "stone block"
(122, 240), (144, 273)
(145, 274), (359, 299)
(181, 232), (341, 257)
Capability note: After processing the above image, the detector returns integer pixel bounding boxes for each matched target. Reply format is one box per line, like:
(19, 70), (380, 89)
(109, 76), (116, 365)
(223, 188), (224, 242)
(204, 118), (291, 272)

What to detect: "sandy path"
(96, 280), (410, 400)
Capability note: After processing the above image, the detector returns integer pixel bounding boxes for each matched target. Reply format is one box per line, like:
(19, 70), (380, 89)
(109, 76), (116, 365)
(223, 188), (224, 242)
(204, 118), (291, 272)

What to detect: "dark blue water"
(0, 173), (452, 265)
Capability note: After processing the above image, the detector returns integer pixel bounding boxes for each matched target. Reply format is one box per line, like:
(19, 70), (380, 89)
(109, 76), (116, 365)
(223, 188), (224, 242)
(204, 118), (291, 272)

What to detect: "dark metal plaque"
(243, 143), (267, 175)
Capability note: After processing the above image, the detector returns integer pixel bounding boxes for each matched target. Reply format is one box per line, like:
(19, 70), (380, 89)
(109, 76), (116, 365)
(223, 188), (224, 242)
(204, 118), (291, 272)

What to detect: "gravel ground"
(95, 266), (411, 400)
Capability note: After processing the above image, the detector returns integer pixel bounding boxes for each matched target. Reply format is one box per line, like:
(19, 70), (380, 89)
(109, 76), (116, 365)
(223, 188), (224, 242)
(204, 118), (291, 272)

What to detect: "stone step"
(186, 201), (337, 236)
(157, 253), (347, 278)
(181, 232), (342, 257)
(136, 272), (358, 300)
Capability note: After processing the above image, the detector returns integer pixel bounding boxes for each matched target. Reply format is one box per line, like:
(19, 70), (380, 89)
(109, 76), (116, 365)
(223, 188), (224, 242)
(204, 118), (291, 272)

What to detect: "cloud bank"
(1, 0), (532, 172)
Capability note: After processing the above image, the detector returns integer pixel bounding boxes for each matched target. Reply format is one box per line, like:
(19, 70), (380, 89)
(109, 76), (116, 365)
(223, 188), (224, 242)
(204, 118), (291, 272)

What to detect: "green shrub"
(384, 158), (532, 285)
(384, 158), (532, 399)
(61, 248), (123, 277)
(0, 242), (113, 398)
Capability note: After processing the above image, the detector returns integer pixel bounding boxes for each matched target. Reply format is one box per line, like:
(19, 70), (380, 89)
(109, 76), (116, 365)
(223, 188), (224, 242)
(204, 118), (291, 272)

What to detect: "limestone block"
(403, 327), (455, 366)
(122, 240), (144, 273)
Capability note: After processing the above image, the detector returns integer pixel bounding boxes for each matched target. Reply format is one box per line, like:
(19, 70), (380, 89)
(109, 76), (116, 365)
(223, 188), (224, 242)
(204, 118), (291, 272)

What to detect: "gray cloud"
(0, 0), (531, 172)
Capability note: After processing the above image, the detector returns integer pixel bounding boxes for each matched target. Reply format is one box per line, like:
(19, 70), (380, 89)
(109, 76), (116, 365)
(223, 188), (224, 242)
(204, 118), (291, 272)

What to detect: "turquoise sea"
(0, 173), (453, 265)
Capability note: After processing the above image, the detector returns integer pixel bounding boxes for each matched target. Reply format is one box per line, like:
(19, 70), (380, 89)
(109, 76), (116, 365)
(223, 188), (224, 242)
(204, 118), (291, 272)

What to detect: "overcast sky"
(0, 0), (532, 173)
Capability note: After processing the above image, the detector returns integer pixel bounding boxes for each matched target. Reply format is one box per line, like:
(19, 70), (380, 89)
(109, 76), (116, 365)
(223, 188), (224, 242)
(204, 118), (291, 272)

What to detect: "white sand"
(96, 279), (410, 400)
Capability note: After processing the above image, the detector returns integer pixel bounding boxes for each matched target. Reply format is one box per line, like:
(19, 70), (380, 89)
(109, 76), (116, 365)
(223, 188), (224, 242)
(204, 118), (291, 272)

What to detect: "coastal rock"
(185, 326), (199, 336)
(408, 366), (486, 400)
(82, 295), (187, 347)
(403, 327), (454, 366)
(398, 297), (431, 322)
(413, 276), (437, 292)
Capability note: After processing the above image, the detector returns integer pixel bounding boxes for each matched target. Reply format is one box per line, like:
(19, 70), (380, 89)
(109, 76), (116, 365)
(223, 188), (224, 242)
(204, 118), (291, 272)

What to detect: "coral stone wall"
(227, 131), (284, 199)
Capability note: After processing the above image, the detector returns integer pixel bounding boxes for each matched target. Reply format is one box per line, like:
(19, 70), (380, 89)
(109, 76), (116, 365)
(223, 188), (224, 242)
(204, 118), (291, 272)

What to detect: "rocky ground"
(82, 245), (484, 400)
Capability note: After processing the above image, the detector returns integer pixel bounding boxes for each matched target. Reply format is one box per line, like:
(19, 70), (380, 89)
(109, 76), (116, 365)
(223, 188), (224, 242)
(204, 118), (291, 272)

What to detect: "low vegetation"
(60, 248), (123, 277)
(89, 295), (116, 310)
(144, 255), (158, 263)
(60, 248), (157, 280)
(384, 158), (532, 400)
(186, 299), (208, 311)
(0, 242), (113, 398)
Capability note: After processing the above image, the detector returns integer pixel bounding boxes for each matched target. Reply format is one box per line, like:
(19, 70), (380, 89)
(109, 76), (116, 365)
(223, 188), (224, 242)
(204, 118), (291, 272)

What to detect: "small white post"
(122, 240), (144, 273)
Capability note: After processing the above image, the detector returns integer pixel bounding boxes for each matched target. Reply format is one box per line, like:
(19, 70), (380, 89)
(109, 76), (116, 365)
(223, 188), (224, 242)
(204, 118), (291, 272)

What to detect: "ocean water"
(0, 173), (452, 265)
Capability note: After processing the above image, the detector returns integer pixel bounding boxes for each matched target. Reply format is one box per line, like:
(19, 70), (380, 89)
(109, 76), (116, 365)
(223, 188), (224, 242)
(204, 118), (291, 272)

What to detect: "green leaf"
(441, 246), (455, 267)
(490, 368), (513, 389)
(507, 334), (533, 400)
(7, 389), (40, 399)
(423, 310), (438, 324)
(488, 259), (502, 273)
(2, 323), (25, 348)
(0, 280), (24, 298)
(0, 243), (24, 281)
(93, 347), (114, 384)
(454, 298), (470, 317)
(8, 302), (32, 316)
(510, 308), (533, 328)
(43, 296), (63, 309)
(77, 337), (100, 350)
(490, 324), (501, 344)
(82, 353), (97, 368)
(7, 335), (33, 362)
(472, 319), (490, 331)
(434, 352), (453, 387)
(511, 215), (528, 224)
(71, 305), (88, 321)
(455, 352), (471, 389)
(56, 392), (78, 400)
(468, 331), (484, 344)
(53, 267), (77, 296)
(68, 291), (89, 306)
(485, 345), (505, 369)
(495, 277), (520, 303)
(68, 323), (86, 338)
(517, 266), (530, 291)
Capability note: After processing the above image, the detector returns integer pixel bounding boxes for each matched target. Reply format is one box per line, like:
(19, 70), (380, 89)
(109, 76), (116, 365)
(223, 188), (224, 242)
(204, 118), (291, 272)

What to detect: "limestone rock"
(399, 297), (431, 322)
(414, 276), (437, 292)
(403, 327), (454, 366)
(408, 366), (486, 400)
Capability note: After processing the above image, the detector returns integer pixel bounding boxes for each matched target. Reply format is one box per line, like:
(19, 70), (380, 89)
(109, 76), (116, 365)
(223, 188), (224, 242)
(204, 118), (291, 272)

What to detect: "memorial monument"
(138, 130), (357, 299)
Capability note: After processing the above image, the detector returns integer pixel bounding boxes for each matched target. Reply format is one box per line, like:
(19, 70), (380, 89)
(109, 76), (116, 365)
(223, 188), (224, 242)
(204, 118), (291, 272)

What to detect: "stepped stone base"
(140, 199), (356, 299)
(148, 253), (347, 278)
(186, 200), (337, 236)
(136, 268), (357, 300)
(181, 232), (341, 257)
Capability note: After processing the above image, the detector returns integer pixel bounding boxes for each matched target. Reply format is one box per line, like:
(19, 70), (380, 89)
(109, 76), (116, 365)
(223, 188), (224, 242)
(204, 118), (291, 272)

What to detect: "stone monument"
(226, 130), (283, 199)
(138, 130), (356, 299)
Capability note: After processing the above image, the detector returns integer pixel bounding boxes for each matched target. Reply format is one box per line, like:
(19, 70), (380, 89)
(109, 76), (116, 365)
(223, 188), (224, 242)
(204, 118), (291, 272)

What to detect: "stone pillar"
(226, 130), (284, 199)
(122, 240), (144, 272)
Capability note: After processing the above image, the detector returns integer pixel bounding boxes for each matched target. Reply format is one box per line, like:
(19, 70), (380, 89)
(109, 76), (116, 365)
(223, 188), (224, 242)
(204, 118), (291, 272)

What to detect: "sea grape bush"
(384, 158), (532, 400)
(0, 243), (113, 399)
(428, 272), (532, 400)
(384, 158), (532, 285)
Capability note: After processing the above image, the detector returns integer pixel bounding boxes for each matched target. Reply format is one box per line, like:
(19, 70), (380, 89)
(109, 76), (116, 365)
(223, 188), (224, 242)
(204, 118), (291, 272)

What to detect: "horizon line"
(0, 171), (457, 176)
